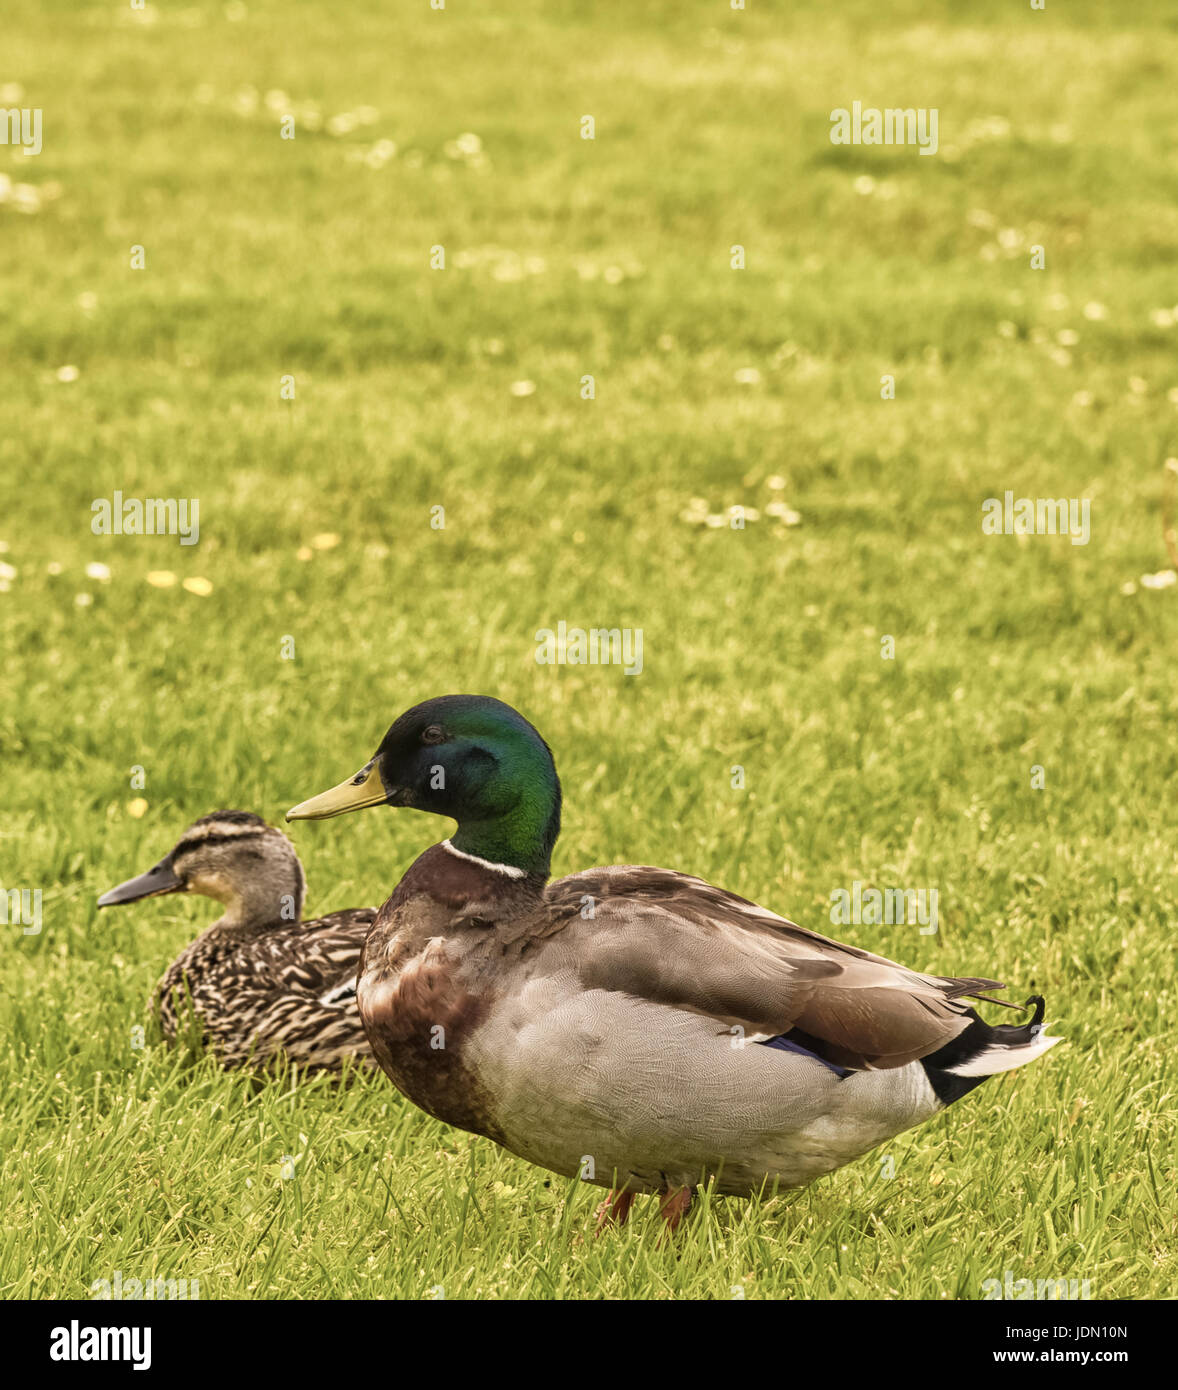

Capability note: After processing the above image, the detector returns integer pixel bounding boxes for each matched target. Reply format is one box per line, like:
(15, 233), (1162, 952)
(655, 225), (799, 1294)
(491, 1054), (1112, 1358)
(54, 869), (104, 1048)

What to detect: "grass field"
(2, 0), (1177, 1300)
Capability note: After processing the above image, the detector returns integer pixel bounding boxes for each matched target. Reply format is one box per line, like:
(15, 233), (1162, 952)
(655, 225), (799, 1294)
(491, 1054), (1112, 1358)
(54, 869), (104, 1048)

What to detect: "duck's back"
(157, 906), (378, 1072)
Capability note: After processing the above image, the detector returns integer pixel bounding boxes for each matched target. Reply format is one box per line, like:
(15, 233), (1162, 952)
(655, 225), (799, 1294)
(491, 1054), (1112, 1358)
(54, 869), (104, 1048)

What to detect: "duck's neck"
(390, 841), (546, 928)
(449, 779), (561, 880)
(196, 858), (306, 936)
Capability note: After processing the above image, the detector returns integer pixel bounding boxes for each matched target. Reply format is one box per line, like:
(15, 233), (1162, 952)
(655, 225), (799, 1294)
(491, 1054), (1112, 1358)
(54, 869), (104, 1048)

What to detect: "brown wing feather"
(544, 867), (1003, 1070)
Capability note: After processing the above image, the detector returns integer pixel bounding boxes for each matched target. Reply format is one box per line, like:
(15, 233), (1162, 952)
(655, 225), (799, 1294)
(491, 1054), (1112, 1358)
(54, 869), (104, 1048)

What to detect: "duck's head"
(97, 811), (306, 928)
(287, 695), (561, 878)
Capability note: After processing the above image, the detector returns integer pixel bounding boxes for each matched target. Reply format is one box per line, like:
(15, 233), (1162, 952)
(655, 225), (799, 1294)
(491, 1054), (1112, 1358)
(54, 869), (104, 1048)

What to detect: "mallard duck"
(287, 697), (1060, 1230)
(97, 811), (376, 1073)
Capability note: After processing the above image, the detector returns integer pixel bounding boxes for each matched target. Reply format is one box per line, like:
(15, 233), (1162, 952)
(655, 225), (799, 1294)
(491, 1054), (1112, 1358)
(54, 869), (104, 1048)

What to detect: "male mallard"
(98, 811), (376, 1072)
(288, 697), (1060, 1229)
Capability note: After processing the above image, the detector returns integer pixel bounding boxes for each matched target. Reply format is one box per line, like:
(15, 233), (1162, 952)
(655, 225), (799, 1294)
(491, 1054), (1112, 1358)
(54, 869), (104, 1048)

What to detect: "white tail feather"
(945, 1032), (1062, 1078)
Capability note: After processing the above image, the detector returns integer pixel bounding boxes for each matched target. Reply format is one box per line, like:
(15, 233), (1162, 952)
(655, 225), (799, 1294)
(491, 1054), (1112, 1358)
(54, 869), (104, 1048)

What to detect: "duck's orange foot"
(658, 1186), (694, 1237)
(594, 1188), (636, 1234)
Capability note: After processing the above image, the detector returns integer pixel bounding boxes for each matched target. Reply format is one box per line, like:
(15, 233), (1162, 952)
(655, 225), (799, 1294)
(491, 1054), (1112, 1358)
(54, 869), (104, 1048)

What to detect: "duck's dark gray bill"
(97, 859), (183, 908)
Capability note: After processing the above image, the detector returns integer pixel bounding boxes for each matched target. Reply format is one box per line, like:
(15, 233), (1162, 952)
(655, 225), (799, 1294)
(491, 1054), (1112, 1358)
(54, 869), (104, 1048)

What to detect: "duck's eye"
(421, 725), (445, 745)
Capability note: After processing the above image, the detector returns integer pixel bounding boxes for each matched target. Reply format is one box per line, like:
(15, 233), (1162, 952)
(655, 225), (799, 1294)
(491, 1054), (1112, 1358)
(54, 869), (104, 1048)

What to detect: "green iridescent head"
(287, 695), (562, 877)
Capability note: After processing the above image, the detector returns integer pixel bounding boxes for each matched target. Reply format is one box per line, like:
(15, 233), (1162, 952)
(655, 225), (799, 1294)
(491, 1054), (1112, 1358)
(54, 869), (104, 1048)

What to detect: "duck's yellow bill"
(286, 759), (385, 821)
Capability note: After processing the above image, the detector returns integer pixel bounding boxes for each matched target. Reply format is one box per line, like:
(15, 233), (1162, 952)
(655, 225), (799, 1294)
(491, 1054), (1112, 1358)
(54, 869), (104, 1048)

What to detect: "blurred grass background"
(0, 0), (1175, 1298)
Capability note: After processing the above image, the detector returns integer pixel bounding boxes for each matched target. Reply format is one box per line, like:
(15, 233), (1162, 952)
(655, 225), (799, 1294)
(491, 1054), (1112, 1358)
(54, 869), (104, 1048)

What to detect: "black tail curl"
(921, 994), (1050, 1106)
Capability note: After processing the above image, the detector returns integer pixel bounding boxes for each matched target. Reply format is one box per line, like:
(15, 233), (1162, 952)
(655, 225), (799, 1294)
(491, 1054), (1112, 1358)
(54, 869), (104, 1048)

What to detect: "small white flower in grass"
(78, 292), (98, 312)
(146, 570), (176, 587)
(296, 546), (313, 562)
(182, 577), (213, 596)
(0, 83), (24, 103)
(603, 266), (625, 285)
(310, 532), (340, 550)
(998, 228), (1021, 251)
(127, 798), (148, 819)
(966, 209), (996, 230)
(1048, 348), (1072, 368)
(1141, 571), (1177, 590)
(1120, 580), (1138, 596)
(1082, 301), (1107, 321)
(264, 90), (289, 112)
(47, 561), (62, 575)
(366, 139), (396, 167)
(657, 333), (675, 351)
(510, 380), (536, 397)
(853, 175), (875, 196)
(0, 561), (16, 581)
(765, 502), (802, 525)
(1057, 329), (1079, 346)
(75, 593), (93, 607)
(1046, 292), (1069, 311)
(734, 368), (761, 385)
(455, 132), (482, 156)
(1167, 388), (1178, 406)
(767, 476), (786, 490)
(997, 320), (1017, 339)
(56, 365), (79, 383)
(85, 562), (111, 581)
(705, 514), (726, 529)
(1150, 308), (1175, 329)
(1128, 376), (1148, 395)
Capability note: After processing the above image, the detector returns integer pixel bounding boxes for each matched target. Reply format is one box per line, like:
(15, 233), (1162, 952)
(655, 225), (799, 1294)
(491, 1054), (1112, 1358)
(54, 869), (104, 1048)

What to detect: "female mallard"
(98, 811), (376, 1073)
(287, 697), (1060, 1229)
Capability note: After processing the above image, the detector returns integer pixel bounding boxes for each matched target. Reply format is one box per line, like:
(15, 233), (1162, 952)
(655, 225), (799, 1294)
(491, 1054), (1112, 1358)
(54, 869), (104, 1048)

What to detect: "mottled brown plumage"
(99, 812), (376, 1073)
